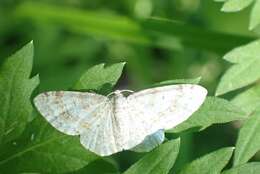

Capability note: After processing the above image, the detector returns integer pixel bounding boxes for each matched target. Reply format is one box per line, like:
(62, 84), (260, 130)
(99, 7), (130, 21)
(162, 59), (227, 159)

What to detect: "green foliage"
(0, 42), (39, 145)
(231, 84), (260, 114)
(0, 45), (126, 174)
(1, 0), (260, 173)
(216, 0), (260, 29)
(123, 139), (180, 174)
(250, 0), (260, 30)
(220, 0), (254, 12)
(1, 35), (260, 173)
(15, 2), (253, 53)
(216, 40), (260, 96)
(168, 97), (247, 133)
(0, 43), (101, 174)
(178, 147), (234, 174)
(233, 109), (260, 166)
(15, 2), (149, 45)
(69, 159), (119, 174)
(74, 62), (125, 92)
(0, 117), (98, 173)
(222, 162), (260, 174)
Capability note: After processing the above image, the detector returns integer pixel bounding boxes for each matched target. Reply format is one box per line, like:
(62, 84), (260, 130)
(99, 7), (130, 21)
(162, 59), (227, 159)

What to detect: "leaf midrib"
(2, 57), (26, 138)
(234, 113), (260, 165)
(211, 149), (232, 173)
(125, 142), (177, 174)
(0, 134), (66, 166)
(147, 147), (173, 174)
(217, 58), (258, 95)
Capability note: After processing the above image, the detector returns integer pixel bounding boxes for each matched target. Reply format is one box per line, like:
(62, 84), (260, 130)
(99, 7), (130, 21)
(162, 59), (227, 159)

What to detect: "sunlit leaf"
(216, 0), (260, 30)
(250, 0), (260, 30)
(178, 147), (234, 174)
(216, 40), (260, 96)
(231, 83), (260, 114)
(74, 62), (125, 93)
(233, 109), (260, 166)
(222, 162), (260, 174)
(221, 0), (254, 12)
(123, 139), (180, 174)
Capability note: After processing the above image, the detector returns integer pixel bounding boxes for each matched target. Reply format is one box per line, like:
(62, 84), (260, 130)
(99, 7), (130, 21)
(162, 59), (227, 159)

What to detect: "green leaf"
(233, 109), (260, 166)
(68, 159), (119, 174)
(74, 62), (125, 93)
(168, 97), (247, 133)
(123, 139), (180, 174)
(150, 77), (201, 88)
(216, 0), (260, 30)
(0, 61), (126, 173)
(178, 147), (234, 174)
(221, 0), (254, 12)
(231, 84), (260, 114)
(250, 0), (260, 30)
(0, 116), (99, 174)
(0, 41), (39, 144)
(216, 40), (260, 96)
(222, 162), (260, 174)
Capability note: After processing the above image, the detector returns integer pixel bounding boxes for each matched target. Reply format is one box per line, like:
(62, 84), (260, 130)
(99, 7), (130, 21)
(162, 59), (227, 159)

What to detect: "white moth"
(34, 84), (207, 156)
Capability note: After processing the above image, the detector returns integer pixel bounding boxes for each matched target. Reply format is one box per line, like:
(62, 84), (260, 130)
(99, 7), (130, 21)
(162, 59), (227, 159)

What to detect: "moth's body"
(110, 91), (129, 148)
(34, 85), (207, 156)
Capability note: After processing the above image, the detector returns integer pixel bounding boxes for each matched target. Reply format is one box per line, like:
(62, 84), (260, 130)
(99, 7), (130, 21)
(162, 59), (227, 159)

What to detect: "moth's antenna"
(120, 89), (134, 94)
(106, 90), (134, 98)
(107, 91), (115, 98)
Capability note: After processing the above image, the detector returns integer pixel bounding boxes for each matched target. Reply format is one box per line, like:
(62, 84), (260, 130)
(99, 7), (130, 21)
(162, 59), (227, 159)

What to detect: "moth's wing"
(127, 84), (207, 136)
(34, 91), (107, 135)
(131, 130), (165, 152)
(79, 100), (123, 156)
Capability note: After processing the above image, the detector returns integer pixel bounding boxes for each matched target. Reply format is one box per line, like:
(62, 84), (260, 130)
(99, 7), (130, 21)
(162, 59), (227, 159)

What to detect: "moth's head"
(114, 90), (125, 95)
(107, 89), (134, 98)
(113, 90), (125, 98)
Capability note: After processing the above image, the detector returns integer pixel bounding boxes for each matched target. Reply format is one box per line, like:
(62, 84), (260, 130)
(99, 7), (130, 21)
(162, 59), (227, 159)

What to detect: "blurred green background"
(0, 0), (257, 172)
